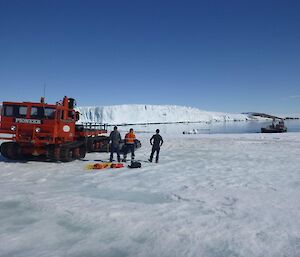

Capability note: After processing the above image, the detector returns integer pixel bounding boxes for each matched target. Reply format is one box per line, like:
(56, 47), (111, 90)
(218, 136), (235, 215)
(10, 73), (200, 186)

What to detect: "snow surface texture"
(1, 132), (300, 257)
(76, 105), (251, 124)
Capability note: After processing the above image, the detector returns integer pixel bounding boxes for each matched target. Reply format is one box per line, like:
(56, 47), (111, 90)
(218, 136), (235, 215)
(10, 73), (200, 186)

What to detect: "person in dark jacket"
(109, 126), (122, 162)
(149, 129), (163, 163)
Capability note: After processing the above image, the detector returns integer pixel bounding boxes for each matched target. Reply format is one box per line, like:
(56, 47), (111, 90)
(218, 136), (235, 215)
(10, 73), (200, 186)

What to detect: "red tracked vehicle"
(0, 96), (112, 162)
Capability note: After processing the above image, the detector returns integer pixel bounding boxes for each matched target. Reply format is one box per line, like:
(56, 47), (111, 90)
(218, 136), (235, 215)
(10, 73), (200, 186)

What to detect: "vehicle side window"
(44, 108), (55, 119)
(4, 106), (14, 116)
(68, 111), (75, 120)
(60, 110), (74, 120)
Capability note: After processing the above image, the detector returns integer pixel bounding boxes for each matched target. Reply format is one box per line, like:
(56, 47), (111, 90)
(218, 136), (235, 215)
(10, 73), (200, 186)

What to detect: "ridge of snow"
(76, 104), (251, 124)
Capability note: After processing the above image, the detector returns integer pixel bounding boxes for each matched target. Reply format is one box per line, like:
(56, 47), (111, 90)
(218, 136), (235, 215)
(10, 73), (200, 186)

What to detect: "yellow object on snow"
(86, 162), (112, 170)
(86, 162), (125, 170)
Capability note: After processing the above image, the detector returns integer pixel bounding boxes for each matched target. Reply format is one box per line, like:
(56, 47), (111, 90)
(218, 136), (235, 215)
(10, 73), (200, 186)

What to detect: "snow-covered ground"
(76, 105), (253, 124)
(1, 132), (300, 257)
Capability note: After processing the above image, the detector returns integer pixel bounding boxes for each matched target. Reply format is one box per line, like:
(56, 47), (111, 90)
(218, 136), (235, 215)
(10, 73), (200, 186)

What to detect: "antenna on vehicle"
(43, 83), (46, 98)
(41, 83), (46, 103)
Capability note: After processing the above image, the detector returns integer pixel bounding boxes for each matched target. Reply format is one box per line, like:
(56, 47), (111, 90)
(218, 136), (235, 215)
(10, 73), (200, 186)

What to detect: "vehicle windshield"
(3, 105), (27, 118)
(2, 105), (56, 119)
(30, 106), (56, 119)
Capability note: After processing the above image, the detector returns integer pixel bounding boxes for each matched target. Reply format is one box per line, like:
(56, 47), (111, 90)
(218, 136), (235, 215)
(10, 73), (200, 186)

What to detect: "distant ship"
(261, 119), (287, 133)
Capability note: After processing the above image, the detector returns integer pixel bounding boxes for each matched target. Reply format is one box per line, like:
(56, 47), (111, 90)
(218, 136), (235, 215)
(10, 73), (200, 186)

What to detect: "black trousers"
(150, 146), (160, 162)
(110, 145), (120, 162)
(124, 144), (135, 160)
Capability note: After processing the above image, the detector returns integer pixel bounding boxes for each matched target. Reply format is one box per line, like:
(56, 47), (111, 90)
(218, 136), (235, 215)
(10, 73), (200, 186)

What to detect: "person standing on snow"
(149, 129), (163, 163)
(109, 126), (122, 162)
(123, 128), (136, 162)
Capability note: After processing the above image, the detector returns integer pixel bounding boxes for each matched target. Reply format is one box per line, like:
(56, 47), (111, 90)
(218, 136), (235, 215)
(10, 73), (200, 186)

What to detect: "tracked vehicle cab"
(0, 96), (77, 144)
(0, 96), (90, 161)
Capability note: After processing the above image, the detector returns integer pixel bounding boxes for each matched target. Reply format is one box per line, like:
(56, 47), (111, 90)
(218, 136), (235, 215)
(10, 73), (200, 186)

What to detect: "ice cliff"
(76, 105), (251, 124)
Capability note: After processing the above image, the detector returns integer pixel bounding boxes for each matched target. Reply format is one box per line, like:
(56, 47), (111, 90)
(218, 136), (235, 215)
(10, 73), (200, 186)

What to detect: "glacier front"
(76, 105), (251, 124)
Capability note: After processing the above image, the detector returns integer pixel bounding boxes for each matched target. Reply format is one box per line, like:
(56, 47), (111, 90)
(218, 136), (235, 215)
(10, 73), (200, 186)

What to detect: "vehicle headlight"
(11, 125), (16, 131)
(35, 127), (41, 133)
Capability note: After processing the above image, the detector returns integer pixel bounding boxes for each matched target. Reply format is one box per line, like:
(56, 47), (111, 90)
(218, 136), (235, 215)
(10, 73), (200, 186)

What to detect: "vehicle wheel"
(60, 148), (73, 162)
(47, 145), (60, 162)
(79, 145), (86, 159)
(1, 142), (20, 160)
(72, 147), (80, 159)
(86, 138), (95, 152)
(95, 136), (110, 152)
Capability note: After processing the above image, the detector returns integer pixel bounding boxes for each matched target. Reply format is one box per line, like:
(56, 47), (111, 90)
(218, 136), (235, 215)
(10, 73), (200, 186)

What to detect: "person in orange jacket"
(123, 128), (136, 162)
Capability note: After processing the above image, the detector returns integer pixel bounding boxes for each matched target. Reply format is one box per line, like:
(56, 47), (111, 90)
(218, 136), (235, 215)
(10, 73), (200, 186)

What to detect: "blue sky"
(0, 0), (299, 114)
